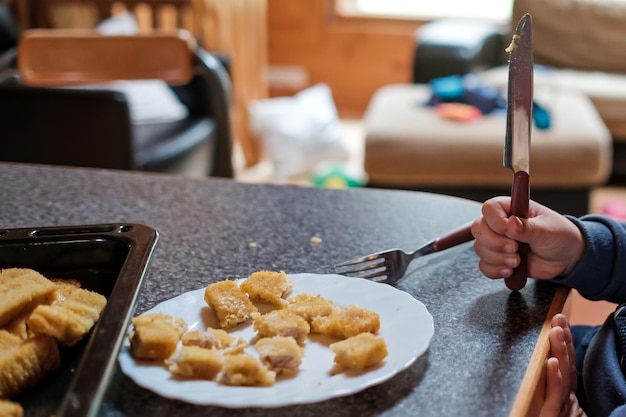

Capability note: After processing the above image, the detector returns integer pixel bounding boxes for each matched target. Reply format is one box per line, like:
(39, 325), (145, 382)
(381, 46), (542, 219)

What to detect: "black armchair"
(412, 18), (507, 84)
(0, 29), (233, 178)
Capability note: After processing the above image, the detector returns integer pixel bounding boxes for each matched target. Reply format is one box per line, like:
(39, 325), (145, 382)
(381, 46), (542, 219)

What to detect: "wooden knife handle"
(506, 171), (530, 291)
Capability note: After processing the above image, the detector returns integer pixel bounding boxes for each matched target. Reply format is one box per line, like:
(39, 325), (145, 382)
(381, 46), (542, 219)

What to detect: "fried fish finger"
(0, 330), (60, 398)
(0, 268), (55, 328)
(27, 281), (107, 346)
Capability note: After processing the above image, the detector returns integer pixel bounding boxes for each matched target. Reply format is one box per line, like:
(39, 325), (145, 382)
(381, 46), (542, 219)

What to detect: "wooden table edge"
(509, 285), (571, 417)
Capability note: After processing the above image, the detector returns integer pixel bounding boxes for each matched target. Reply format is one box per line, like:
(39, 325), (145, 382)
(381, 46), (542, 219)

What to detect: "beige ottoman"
(364, 83), (612, 216)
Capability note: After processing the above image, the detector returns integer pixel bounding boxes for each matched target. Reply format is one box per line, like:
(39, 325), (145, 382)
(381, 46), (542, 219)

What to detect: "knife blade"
(503, 13), (533, 291)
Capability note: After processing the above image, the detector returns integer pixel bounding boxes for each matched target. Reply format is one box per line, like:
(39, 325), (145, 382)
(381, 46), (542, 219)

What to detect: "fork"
(335, 223), (474, 284)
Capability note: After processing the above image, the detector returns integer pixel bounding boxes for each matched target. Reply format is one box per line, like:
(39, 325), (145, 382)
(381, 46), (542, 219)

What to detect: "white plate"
(118, 273), (434, 408)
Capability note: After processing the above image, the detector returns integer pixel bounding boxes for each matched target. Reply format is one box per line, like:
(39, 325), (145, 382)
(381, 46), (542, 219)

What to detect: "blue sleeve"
(610, 406), (626, 417)
(550, 215), (626, 304)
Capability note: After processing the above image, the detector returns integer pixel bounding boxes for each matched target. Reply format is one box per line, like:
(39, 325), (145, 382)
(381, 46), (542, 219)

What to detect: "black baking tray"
(0, 223), (159, 417)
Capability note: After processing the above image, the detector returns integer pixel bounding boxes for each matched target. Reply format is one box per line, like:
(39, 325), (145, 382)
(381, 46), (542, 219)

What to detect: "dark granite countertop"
(0, 162), (561, 417)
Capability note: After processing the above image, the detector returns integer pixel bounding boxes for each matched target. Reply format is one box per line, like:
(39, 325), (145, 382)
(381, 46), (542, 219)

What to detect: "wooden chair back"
(17, 29), (194, 86)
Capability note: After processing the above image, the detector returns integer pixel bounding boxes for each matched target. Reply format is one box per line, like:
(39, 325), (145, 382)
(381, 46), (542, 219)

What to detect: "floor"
(229, 119), (621, 325)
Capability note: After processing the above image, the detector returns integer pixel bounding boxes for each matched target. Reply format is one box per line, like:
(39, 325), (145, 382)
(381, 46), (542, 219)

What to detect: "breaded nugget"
(0, 330), (60, 398)
(204, 280), (258, 329)
(253, 309), (310, 345)
(165, 346), (224, 380)
(311, 304), (380, 338)
(287, 292), (337, 323)
(254, 336), (304, 375)
(128, 312), (187, 361)
(0, 268), (55, 327)
(0, 399), (23, 417)
(240, 270), (294, 308)
(181, 327), (247, 354)
(27, 282), (107, 346)
(219, 353), (276, 386)
(330, 332), (388, 370)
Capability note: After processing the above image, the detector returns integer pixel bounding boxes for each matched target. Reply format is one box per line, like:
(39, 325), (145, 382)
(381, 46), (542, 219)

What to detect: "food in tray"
(0, 399), (23, 417)
(128, 312), (187, 360)
(330, 332), (388, 371)
(0, 268), (56, 328)
(0, 330), (60, 398)
(4, 313), (31, 341)
(254, 336), (304, 375)
(204, 280), (259, 329)
(240, 270), (294, 308)
(127, 270), (388, 387)
(0, 267), (107, 402)
(253, 309), (310, 345)
(311, 304), (381, 338)
(27, 279), (107, 346)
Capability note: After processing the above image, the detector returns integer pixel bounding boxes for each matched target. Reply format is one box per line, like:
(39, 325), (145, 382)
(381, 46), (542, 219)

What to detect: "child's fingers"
(540, 357), (563, 417)
(551, 313), (577, 392)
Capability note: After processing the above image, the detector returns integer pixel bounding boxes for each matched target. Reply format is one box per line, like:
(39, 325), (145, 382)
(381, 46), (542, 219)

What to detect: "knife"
(503, 13), (533, 291)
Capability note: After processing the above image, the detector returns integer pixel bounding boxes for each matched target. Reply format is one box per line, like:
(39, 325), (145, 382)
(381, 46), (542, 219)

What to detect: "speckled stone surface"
(0, 162), (560, 417)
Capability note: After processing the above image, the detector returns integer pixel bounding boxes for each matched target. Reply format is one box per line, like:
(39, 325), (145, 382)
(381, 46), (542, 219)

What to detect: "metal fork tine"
(335, 251), (393, 283)
(356, 269), (390, 282)
(336, 259), (386, 275)
(334, 252), (384, 267)
(337, 263), (390, 281)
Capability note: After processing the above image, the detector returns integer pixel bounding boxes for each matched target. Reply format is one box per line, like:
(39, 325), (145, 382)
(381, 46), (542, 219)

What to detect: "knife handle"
(506, 171), (530, 291)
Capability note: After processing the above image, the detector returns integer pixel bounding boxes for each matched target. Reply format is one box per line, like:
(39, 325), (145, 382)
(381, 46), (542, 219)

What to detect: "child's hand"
(540, 314), (587, 417)
(471, 197), (585, 281)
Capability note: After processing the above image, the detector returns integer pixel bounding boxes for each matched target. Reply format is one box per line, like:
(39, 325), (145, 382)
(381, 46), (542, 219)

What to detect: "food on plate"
(0, 268), (56, 327)
(165, 346), (224, 380)
(219, 353), (276, 386)
(253, 309), (310, 345)
(254, 336), (304, 375)
(204, 280), (259, 329)
(27, 280), (107, 346)
(181, 328), (246, 354)
(311, 304), (380, 338)
(240, 270), (294, 308)
(0, 330), (60, 398)
(128, 312), (187, 360)
(330, 332), (388, 371)
(126, 271), (390, 388)
(286, 292), (337, 323)
(0, 399), (23, 417)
